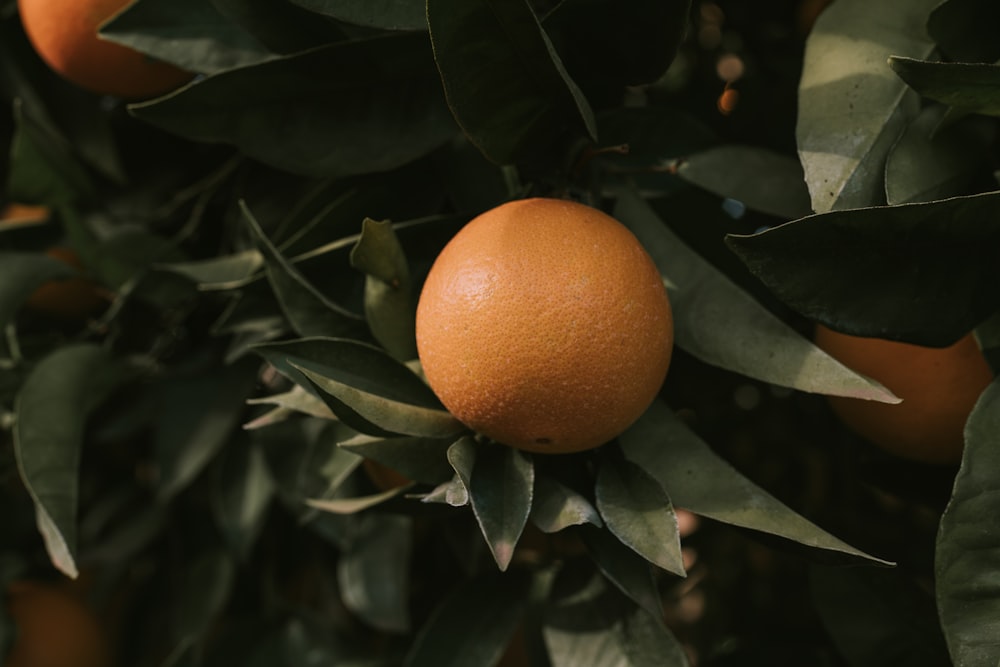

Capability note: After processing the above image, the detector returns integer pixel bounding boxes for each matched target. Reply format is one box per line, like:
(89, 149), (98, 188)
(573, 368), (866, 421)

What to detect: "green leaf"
(292, 361), (464, 438)
(927, 0), (1000, 64)
(936, 378), (1000, 666)
(350, 218), (418, 362)
(245, 385), (335, 426)
(211, 441), (276, 559)
(530, 475), (603, 533)
(427, 0), (596, 165)
(306, 484), (411, 514)
(155, 359), (259, 500)
(100, 0), (275, 74)
(404, 570), (532, 667)
(620, 400), (892, 565)
(810, 565), (950, 667)
(171, 548), (237, 645)
(890, 57), (1000, 117)
(544, 569), (689, 667)
(614, 190), (898, 401)
(157, 250), (264, 289)
(0, 253), (74, 328)
(797, 0), (937, 213)
(676, 145), (813, 220)
(339, 432), (455, 486)
(449, 438), (534, 571)
(129, 32), (456, 178)
(337, 513), (413, 633)
(579, 526), (663, 621)
(595, 455), (685, 576)
(287, 0), (426, 31)
(207, 0), (343, 53)
(243, 202), (366, 338)
(884, 104), (994, 205)
(724, 191), (1000, 346)
(13, 344), (128, 578)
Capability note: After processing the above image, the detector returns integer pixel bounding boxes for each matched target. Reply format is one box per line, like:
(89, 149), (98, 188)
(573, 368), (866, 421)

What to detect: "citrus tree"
(0, 0), (998, 665)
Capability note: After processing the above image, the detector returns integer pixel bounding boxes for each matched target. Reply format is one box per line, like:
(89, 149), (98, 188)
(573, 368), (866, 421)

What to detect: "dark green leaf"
(595, 456), (685, 576)
(620, 400), (891, 565)
(797, 0), (936, 212)
(288, 0), (426, 31)
(530, 474), (602, 533)
(404, 570), (531, 667)
(427, 0), (596, 165)
(810, 565), (950, 667)
(337, 513), (413, 633)
(0, 253), (74, 328)
(155, 359), (259, 500)
(101, 0), (275, 74)
(936, 378), (1000, 666)
(350, 218), (418, 362)
(725, 191), (1000, 346)
(676, 145), (812, 220)
(171, 548), (237, 644)
(129, 32), (456, 178)
(157, 250), (265, 289)
(13, 344), (128, 578)
(580, 526), (663, 621)
(243, 202), (366, 338)
(614, 190), (897, 401)
(339, 432), (455, 485)
(449, 439), (534, 571)
(211, 441), (276, 558)
(208, 0), (342, 53)
(890, 57), (1000, 117)
(927, 0), (1000, 64)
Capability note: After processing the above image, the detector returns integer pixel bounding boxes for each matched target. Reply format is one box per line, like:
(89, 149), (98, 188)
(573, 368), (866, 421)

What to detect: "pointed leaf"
(404, 571), (532, 667)
(614, 190), (898, 401)
(337, 514), (413, 633)
(936, 378), (1000, 665)
(676, 145), (812, 220)
(306, 484), (412, 515)
(531, 475), (603, 533)
(620, 400), (892, 565)
(243, 202), (365, 338)
(725, 191), (1000, 346)
(292, 362), (464, 439)
(427, 0), (596, 165)
(580, 527), (663, 621)
(13, 344), (128, 577)
(211, 441), (276, 558)
(449, 439), (534, 571)
(0, 253), (74, 329)
(129, 32), (455, 178)
(100, 0), (274, 74)
(245, 385), (335, 423)
(287, 0), (426, 30)
(797, 0), (936, 213)
(339, 433), (455, 486)
(890, 57), (1000, 117)
(157, 250), (264, 289)
(350, 218), (418, 362)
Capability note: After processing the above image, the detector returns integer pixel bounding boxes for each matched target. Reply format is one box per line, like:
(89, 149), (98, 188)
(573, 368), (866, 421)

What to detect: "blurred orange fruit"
(415, 198), (673, 454)
(4, 580), (111, 667)
(17, 0), (192, 98)
(362, 459), (410, 491)
(815, 325), (994, 464)
(0, 203), (50, 224)
(24, 247), (108, 322)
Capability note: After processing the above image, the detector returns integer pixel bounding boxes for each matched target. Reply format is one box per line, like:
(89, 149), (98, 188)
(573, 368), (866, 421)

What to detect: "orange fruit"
(24, 247), (108, 322)
(815, 325), (994, 464)
(415, 198), (673, 454)
(0, 203), (50, 224)
(17, 0), (192, 99)
(4, 580), (111, 667)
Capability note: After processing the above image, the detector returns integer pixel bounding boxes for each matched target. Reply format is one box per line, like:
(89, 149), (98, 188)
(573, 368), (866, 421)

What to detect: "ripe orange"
(415, 198), (673, 454)
(17, 0), (193, 99)
(4, 580), (111, 667)
(0, 203), (50, 225)
(24, 247), (108, 322)
(815, 325), (994, 464)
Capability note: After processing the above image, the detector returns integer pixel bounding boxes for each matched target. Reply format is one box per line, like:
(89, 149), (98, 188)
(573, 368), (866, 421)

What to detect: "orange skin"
(815, 325), (994, 465)
(17, 0), (192, 99)
(4, 581), (111, 667)
(416, 198), (673, 454)
(0, 203), (50, 224)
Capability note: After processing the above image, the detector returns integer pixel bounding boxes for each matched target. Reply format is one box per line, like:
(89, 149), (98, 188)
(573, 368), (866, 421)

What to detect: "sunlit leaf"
(890, 57), (1000, 117)
(337, 513), (413, 633)
(614, 189), (898, 400)
(404, 570), (531, 667)
(797, 0), (937, 213)
(725, 191), (1000, 346)
(427, 0), (596, 165)
(620, 400), (892, 565)
(936, 378), (1000, 666)
(13, 344), (129, 577)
